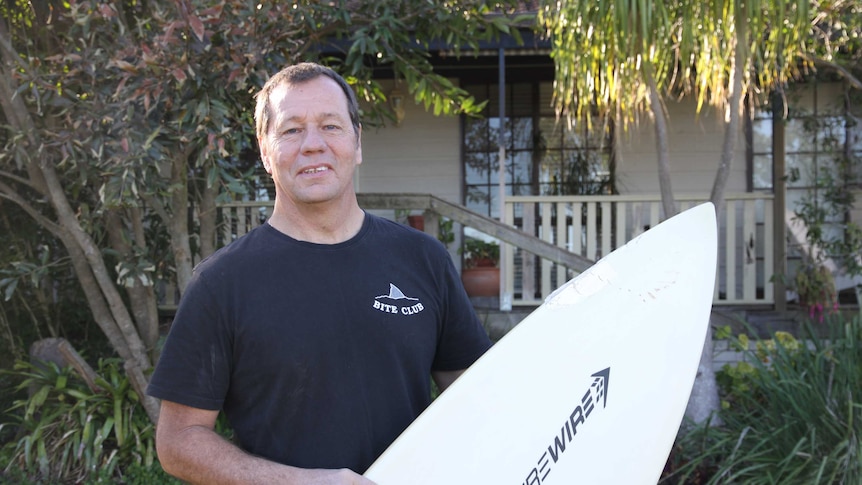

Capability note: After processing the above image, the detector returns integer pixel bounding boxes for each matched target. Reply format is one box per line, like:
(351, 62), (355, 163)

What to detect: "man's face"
(259, 76), (362, 208)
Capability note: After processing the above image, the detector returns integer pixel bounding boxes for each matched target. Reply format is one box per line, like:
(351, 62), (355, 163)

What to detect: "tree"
(537, 0), (843, 426)
(0, 0), (521, 423)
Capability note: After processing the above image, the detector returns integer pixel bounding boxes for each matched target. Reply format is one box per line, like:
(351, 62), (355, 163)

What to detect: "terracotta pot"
(461, 266), (500, 297)
(407, 215), (424, 231)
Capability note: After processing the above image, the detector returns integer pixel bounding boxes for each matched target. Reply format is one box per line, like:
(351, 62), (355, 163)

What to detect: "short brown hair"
(254, 63), (361, 141)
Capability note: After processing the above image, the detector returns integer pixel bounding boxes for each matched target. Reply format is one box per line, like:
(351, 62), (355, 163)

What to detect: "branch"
(0, 21), (31, 74)
(0, 179), (62, 237)
(140, 192), (169, 224)
(0, 169), (37, 189)
(0, 28), (50, 195)
(802, 54), (862, 90)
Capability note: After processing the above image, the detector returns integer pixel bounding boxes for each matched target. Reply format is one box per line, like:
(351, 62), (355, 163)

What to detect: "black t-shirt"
(147, 213), (491, 472)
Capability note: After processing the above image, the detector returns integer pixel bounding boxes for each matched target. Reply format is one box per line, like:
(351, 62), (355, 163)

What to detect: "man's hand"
(293, 468), (377, 484)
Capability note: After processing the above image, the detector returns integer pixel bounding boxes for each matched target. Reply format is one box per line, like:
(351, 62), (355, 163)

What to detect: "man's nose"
(301, 127), (326, 152)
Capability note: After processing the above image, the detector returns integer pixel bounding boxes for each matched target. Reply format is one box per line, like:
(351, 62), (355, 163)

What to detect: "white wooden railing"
(213, 193), (775, 309)
(503, 193), (775, 307)
(217, 201), (273, 246)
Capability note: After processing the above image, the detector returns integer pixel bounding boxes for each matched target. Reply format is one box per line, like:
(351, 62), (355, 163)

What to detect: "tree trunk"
(198, 176), (218, 260)
(644, 56), (722, 427)
(646, 64), (678, 219)
(169, 150), (194, 295)
(106, 209), (160, 355)
(49, 186), (160, 423)
(55, 224), (160, 420)
(38, 156), (150, 367)
(710, 11), (747, 221)
(128, 205), (160, 356)
(686, 13), (749, 429)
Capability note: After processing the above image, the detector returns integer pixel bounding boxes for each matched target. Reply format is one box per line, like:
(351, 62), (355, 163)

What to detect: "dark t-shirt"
(147, 213), (490, 472)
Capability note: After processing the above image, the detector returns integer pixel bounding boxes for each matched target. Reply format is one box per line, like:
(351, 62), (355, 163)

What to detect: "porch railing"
(212, 192), (774, 309)
(217, 201), (272, 246)
(503, 193), (775, 307)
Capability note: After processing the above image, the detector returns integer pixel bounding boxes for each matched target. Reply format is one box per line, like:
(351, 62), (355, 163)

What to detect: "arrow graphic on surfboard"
(520, 367), (612, 482)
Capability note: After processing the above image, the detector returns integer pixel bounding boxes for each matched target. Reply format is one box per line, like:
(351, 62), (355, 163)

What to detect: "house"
(217, 27), (862, 327)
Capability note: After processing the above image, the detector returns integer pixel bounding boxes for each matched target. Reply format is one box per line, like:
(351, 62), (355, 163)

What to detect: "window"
(462, 82), (614, 219)
(750, 79), (862, 278)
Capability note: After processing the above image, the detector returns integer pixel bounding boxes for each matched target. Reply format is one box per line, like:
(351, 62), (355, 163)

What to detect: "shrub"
(666, 315), (862, 484)
(0, 358), (176, 484)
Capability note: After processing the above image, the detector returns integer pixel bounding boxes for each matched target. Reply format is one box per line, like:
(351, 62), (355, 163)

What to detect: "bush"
(0, 359), (177, 484)
(666, 315), (862, 484)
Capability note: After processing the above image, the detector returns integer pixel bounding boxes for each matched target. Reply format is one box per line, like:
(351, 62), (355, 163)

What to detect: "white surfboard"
(365, 203), (718, 484)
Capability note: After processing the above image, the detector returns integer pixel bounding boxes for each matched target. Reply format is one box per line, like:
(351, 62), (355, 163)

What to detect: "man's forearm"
(159, 425), (289, 483)
(158, 425), (373, 485)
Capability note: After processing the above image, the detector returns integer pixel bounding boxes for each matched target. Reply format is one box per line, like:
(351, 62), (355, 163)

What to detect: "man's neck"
(267, 198), (365, 244)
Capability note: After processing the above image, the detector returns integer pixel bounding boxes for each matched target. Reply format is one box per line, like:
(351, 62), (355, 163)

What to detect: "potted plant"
(461, 237), (500, 297)
(794, 259), (837, 322)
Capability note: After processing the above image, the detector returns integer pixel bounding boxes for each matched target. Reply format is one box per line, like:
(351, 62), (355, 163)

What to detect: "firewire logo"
(519, 368), (610, 485)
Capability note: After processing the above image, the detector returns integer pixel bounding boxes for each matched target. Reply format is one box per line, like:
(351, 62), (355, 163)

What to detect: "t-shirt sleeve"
(431, 248), (492, 372)
(146, 270), (232, 411)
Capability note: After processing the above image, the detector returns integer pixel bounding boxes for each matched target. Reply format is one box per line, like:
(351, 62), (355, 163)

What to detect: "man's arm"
(155, 400), (376, 485)
(431, 369), (466, 393)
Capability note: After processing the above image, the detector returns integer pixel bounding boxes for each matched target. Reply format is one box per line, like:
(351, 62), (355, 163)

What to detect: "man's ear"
(259, 138), (272, 174)
(355, 125), (362, 166)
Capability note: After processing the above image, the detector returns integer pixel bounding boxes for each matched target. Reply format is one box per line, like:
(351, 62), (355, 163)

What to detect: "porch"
(502, 193), (775, 307)
(216, 192), (777, 310)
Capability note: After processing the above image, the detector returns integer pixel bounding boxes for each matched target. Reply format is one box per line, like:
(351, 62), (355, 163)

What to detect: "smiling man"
(258, 67), (365, 242)
(147, 63), (492, 484)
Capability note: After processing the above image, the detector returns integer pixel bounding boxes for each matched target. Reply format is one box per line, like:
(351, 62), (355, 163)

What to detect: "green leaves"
(338, 0), (522, 122)
(540, 0), (817, 131)
(670, 316), (862, 483)
(0, 358), (158, 482)
(0, 277), (18, 302)
(0, 249), (65, 302)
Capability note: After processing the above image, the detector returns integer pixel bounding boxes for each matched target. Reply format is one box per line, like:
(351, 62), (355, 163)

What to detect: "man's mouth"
(302, 166), (329, 175)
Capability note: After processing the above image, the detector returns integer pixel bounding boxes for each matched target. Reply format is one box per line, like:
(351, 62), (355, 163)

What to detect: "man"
(147, 62), (492, 484)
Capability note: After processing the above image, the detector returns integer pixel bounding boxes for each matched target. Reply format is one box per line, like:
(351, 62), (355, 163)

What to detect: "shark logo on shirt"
(373, 283), (425, 315)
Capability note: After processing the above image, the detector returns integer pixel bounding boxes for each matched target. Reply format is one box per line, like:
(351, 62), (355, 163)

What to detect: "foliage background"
(1, 0), (861, 482)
